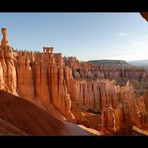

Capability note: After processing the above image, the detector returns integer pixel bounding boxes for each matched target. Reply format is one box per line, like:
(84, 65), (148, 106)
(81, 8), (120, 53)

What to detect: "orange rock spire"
(1, 28), (9, 47)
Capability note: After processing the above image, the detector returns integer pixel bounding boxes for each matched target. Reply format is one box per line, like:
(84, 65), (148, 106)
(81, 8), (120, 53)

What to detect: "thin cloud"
(132, 41), (144, 45)
(132, 41), (148, 48)
(118, 33), (128, 36)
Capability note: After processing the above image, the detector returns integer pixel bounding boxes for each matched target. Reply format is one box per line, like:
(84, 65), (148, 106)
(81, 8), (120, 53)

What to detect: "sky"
(0, 13), (148, 61)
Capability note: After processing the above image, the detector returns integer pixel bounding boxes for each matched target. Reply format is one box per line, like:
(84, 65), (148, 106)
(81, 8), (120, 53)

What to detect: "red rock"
(144, 89), (148, 112)
(116, 101), (133, 135)
(139, 112), (148, 128)
(120, 82), (141, 127)
(100, 105), (117, 134)
(1, 28), (9, 47)
(64, 57), (148, 81)
(140, 12), (148, 22)
(0, 48), (17, 95)
(0, 118), (27, 136)
(17, 53), (34, 101)
(136, 96), (146, 113)
(0, 90), (92, 135)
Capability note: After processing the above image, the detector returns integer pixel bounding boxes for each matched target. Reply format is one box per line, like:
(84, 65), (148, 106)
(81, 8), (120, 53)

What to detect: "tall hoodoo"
(0, 28), (16, 95)
(1, 28), (9, 47)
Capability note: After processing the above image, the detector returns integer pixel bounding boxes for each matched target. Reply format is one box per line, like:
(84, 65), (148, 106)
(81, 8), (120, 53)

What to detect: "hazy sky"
(0, 13), (148, 61)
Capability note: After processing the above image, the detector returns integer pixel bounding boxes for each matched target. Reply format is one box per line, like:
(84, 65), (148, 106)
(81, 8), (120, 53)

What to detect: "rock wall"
(67, 79), (143, 135)
(64, 57), (148, 82)
(0, 31), (75, 122)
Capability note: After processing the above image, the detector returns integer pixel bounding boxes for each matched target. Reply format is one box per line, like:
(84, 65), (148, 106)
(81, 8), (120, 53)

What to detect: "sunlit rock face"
(0, 28), (17, 95)
(0, 28), (148, 135)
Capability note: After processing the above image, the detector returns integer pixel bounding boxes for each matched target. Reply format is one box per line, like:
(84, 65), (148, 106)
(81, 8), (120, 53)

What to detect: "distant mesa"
(88, 59), (131, 67)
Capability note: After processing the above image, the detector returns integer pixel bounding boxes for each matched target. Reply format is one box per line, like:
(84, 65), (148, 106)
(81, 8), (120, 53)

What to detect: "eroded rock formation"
(64, 56), (148, 82)
(0, 28), (17, 95)
(0, 28), (148, 135)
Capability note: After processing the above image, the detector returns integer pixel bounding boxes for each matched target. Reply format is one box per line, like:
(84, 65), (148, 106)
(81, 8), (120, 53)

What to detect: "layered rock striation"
(64, 57), (148, 82)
